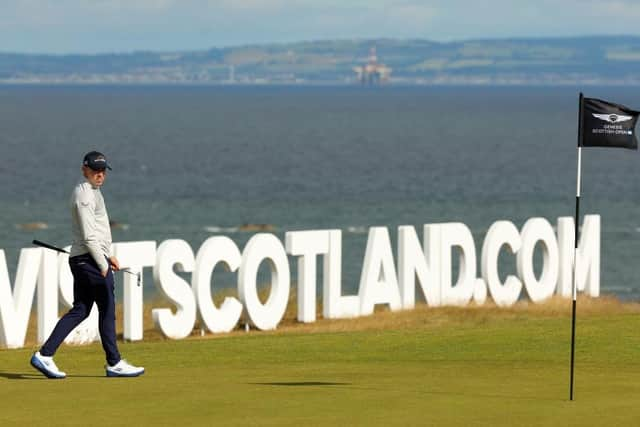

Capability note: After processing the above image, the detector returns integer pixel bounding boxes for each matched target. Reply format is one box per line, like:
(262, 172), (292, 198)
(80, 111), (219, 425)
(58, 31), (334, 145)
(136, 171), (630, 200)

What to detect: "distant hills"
(3, 37), (640, 85)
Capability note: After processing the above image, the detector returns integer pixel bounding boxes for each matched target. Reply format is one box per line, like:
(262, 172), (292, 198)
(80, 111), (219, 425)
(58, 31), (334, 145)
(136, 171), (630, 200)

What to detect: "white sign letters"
(0, 215), (601, 349)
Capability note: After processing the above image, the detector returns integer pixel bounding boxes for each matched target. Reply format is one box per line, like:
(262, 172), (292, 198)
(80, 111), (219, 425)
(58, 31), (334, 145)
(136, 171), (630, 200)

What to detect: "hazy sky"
(2, 0), (640, 54)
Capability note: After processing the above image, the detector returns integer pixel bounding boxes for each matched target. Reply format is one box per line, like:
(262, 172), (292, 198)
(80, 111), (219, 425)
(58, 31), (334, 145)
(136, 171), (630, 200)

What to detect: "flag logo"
(581, 97), (640, 149)
(592, 113), (633, 124)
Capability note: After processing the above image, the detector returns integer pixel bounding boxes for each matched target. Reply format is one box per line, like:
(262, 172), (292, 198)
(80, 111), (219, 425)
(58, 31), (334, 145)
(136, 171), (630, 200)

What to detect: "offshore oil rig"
(353, 46), (392, 85)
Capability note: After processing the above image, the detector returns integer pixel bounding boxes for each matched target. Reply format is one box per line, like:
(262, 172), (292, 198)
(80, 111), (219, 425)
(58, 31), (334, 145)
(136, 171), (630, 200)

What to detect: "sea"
(1, 85), (639, 301)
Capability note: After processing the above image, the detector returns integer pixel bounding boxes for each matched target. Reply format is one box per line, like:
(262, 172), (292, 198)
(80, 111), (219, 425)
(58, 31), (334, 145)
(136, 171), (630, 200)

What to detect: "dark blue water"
(1, 85), (639, 300)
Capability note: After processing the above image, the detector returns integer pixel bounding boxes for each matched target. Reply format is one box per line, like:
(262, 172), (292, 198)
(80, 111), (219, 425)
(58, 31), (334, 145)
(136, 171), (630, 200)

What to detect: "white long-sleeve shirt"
(69, 180), (112, 272)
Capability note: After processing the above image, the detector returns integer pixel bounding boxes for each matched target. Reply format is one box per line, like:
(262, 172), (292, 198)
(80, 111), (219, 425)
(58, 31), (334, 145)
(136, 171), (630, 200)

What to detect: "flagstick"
(570, 146), (581, 401)
(570, 92), (584, 401)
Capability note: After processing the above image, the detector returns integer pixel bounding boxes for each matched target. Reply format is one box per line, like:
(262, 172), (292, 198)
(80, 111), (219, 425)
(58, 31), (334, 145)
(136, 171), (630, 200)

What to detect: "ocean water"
(1, 85), (639, 300)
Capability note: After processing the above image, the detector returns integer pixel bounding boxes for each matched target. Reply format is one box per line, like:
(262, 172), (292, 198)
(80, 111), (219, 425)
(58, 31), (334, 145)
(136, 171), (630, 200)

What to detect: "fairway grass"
(1, 297), (639, 426)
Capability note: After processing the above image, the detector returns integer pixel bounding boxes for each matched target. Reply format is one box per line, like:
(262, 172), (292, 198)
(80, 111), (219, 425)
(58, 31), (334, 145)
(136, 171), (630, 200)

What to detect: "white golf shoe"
(30, 351), (66, 379)
(106, 359), (145, 377)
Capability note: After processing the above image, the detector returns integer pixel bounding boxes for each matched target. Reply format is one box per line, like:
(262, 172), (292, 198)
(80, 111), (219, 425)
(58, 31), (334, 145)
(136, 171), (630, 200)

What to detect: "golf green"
(1, 305), (639, 426)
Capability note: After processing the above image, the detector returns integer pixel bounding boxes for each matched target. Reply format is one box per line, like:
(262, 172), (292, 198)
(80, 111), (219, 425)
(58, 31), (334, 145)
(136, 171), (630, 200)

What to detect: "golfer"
(30, 151), (144, 378)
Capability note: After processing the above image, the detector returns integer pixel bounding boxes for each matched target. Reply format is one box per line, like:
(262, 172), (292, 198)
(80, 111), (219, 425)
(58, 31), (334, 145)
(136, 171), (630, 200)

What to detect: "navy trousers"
(40, 254), (121, 366)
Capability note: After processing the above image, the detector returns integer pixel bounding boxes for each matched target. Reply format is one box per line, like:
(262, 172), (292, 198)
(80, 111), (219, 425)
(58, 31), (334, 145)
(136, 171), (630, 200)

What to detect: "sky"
(2, 0), (640, 54)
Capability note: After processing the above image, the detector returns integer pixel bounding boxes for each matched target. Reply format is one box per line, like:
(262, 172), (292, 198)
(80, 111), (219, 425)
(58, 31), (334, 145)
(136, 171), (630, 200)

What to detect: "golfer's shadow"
(0, 371), (45, 380)
(250, 381), (351, 387)
(0, 371), (103, 380)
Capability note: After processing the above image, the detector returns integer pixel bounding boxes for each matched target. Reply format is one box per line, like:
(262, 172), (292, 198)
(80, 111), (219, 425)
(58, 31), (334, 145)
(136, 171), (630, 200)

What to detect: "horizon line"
(2, 33), (640, 57)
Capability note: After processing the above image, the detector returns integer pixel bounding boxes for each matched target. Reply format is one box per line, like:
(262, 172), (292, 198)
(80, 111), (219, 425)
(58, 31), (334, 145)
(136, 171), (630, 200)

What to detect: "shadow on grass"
(0, 371), (105, 380)
(0, 372), (44, 380)
(250, 381), (351, 387)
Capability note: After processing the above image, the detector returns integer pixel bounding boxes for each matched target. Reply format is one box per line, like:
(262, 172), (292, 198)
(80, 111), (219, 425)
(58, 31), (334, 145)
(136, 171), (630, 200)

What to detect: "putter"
(32, 239), (141, 286)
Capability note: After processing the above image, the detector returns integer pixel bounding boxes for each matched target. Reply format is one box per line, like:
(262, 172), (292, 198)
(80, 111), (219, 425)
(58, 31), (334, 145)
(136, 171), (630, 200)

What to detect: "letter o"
(238, 234), (290, 330)
(517, 218), (559, 303)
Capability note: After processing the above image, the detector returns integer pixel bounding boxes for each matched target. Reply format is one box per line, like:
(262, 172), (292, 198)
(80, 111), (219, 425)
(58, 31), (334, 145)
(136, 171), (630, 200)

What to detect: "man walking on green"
(31, 151), (144, 378)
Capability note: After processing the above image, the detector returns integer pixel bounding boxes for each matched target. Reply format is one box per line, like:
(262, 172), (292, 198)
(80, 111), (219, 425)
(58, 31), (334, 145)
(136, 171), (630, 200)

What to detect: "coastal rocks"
(109, 220), (130, 230)
(204, 224), (277, 233)
(16, 222), (48, 230)
(238, 223), (276, 232)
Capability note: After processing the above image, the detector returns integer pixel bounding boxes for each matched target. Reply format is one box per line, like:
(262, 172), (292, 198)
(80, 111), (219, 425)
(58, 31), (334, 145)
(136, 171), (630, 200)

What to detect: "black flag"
(581, 97), (640, 149)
